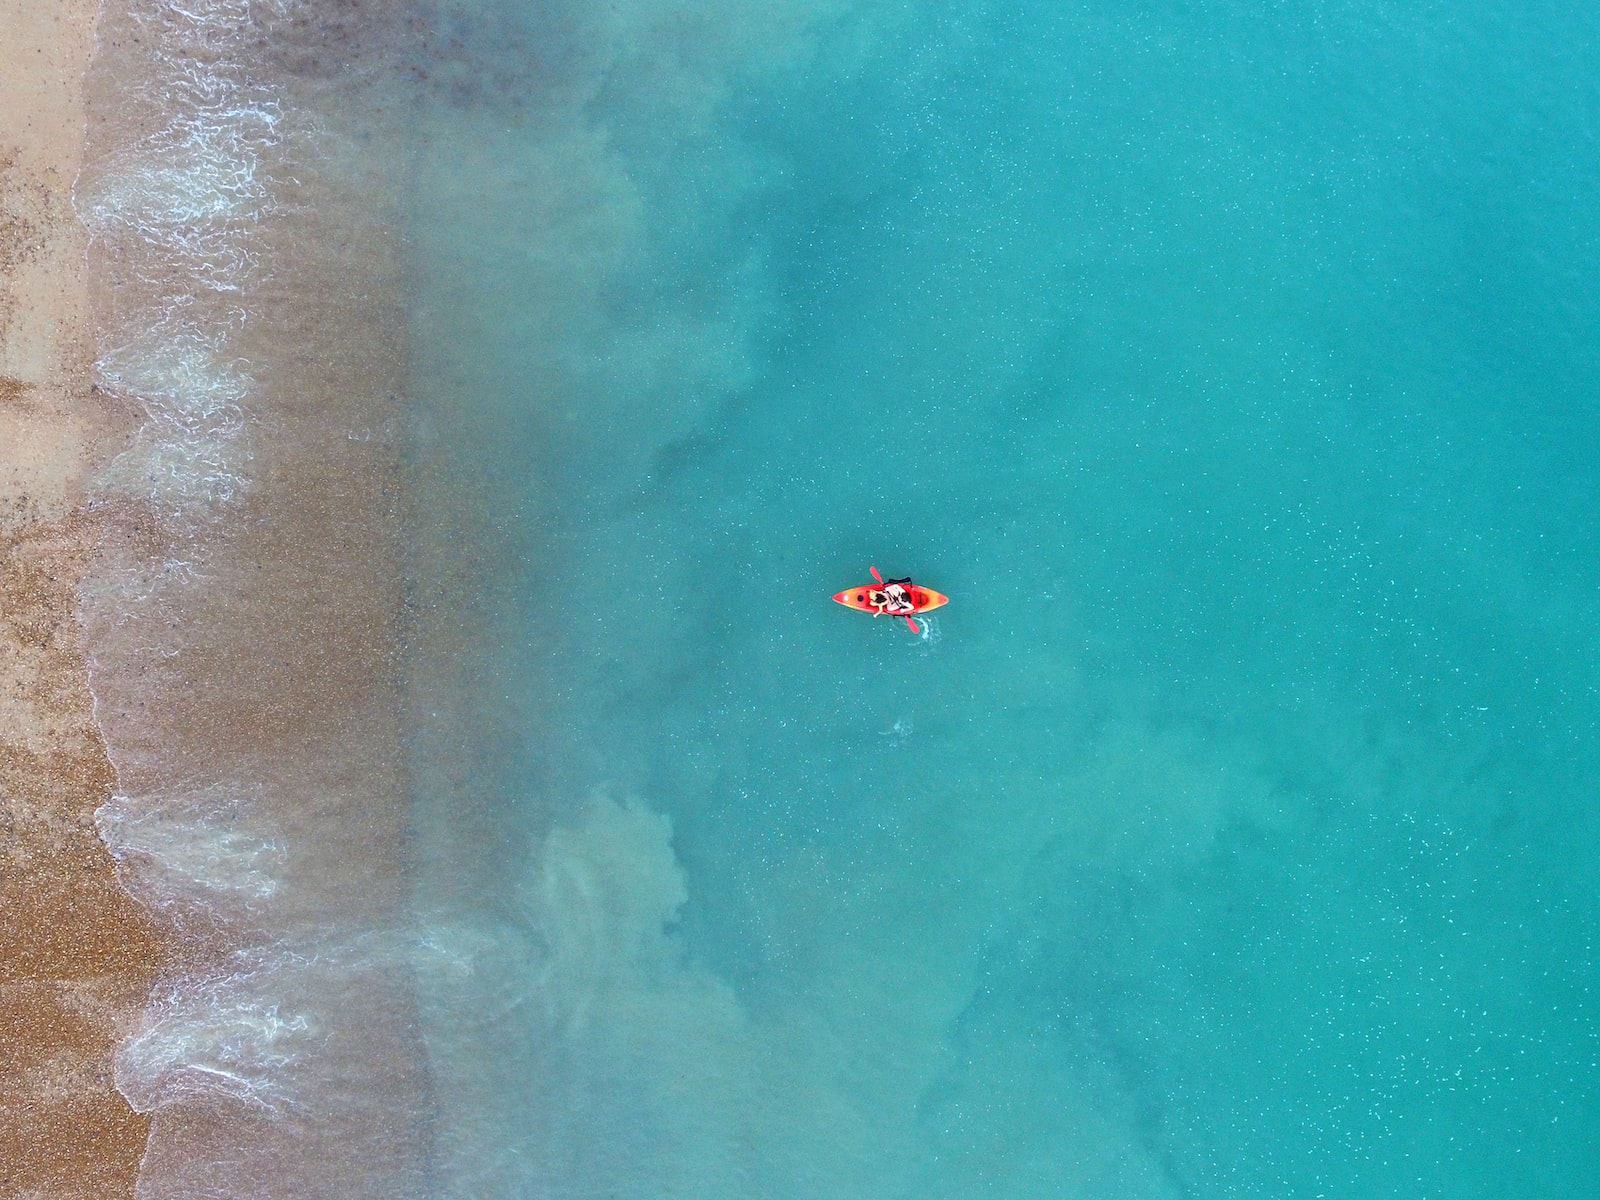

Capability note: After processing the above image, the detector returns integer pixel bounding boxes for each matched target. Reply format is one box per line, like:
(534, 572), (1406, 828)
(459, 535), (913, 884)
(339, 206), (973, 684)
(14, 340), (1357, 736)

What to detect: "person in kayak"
(871, 577), (917, 615)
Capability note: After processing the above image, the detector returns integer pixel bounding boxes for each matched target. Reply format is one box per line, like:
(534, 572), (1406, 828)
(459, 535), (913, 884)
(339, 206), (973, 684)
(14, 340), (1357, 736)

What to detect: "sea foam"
(80, 1), (429, 1196)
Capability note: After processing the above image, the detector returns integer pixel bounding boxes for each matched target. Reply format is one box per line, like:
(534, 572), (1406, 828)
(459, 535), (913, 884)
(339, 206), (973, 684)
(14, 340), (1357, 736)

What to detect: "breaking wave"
(79, 2), (429, 1196)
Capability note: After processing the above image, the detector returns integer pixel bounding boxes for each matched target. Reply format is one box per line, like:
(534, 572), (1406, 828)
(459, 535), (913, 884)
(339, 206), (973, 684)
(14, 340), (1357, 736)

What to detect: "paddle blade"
(870, 565), (884, 584)
(905, 616), (920, 634)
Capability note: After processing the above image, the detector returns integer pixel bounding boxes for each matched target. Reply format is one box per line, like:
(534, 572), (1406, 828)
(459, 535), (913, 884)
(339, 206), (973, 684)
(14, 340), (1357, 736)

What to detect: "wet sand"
(0, 1), (165, 1196)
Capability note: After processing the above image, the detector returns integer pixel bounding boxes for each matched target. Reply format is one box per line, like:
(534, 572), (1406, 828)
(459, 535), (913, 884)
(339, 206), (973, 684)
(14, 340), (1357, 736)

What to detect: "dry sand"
(0, 1), (164, 1195)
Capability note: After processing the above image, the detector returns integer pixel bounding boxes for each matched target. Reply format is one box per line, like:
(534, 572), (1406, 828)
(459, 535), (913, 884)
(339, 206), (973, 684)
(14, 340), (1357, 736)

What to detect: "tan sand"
(0, 1), (165, 1196)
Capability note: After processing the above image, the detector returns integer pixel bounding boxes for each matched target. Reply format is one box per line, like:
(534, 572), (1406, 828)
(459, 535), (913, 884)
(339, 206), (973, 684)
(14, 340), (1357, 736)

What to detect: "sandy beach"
(0, 2), (164, 1195)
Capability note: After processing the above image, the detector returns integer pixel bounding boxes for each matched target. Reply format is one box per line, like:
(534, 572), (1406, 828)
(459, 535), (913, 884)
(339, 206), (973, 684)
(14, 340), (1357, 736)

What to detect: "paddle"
(871, 566), (920, 633)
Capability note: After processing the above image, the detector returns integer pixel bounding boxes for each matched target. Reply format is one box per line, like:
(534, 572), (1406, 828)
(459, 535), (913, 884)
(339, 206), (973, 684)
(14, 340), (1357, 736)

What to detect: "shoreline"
(0, 1), (165, 1197)
(5, 3), (429, 1193)
(73, 2), (435, 1194)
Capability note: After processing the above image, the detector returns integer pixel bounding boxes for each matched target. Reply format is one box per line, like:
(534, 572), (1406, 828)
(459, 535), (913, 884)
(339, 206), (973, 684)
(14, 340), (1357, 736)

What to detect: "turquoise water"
(396, 1), (1600, 1195)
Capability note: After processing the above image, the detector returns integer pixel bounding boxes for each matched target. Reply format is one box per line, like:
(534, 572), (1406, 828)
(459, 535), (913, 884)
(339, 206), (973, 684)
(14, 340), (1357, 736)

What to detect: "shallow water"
(403, 0), (1600, 1195)
(88, 0), (1600, 1196)
(80, 3), (429, 1196)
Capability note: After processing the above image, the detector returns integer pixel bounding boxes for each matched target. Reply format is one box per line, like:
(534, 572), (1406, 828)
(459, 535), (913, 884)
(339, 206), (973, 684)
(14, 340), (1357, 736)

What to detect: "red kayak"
(832, 566), (948, 633)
